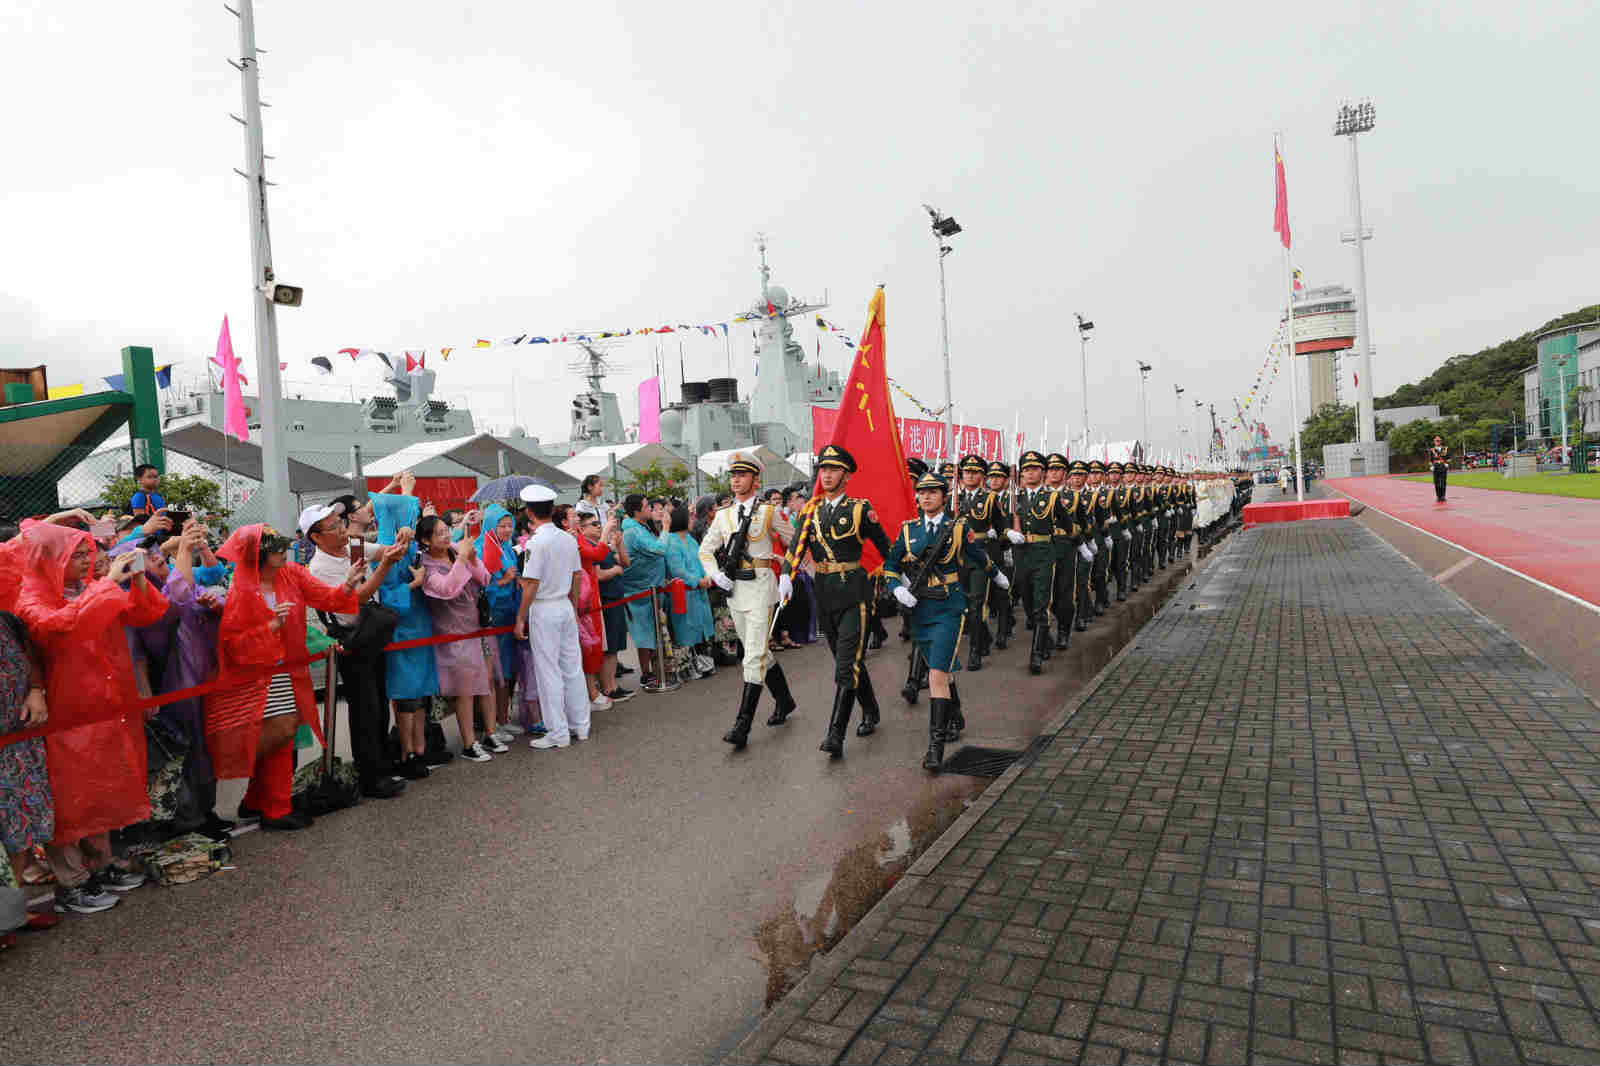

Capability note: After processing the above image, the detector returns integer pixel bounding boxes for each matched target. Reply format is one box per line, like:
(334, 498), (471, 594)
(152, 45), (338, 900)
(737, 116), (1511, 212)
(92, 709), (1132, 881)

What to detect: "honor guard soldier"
(884, 471), (1005, 771)
(984, 461), (1017, 649)
(1067, 460), (1096, 630)
(784, 444), (895, 757)
(1007, 451), (1073, 674)
(700, 452), (797, 750)
(953, 453), (1004, 671)
(1128, 464), (1150, 587)
(1085, 460), (1113, 612)
(938, 460), (957, 489)
(1043, 453), (1077, 648)
(1107, 462), (1133, 600)
(1155, 467), (1174, 569)
(1176, 468), (1195, 557)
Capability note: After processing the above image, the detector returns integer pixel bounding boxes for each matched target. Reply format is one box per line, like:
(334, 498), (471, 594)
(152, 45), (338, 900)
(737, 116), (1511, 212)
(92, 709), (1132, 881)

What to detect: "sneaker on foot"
(529, 734), (570, 749)
(528, 722), (549, 736)
(55, 885), (120, 915)
(482, 735), (509, 754)
(461, 741), (493, 762)
(640, 673), (659, 689)
(617, 662), (635, 676)
(499, 722), (525, 735)
(591, 694), (613, 711)
(490, 729), (514, 745)
(97, 867), (146, 893)
(607, 686), (636, 704)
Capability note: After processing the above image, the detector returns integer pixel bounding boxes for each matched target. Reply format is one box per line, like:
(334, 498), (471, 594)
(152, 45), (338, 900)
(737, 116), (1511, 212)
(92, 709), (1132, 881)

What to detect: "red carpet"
(1243, 499), (1350, 527)
(1326, 475), (1600, 608)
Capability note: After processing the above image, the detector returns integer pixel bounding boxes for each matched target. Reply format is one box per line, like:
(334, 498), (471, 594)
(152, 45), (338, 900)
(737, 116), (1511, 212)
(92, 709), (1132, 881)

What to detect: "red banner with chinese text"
(811, 408), (1006, 462)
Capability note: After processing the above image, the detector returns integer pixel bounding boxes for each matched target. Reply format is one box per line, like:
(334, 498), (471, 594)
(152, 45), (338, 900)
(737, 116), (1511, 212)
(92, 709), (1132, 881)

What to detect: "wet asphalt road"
(1, 570), (1193, 1065)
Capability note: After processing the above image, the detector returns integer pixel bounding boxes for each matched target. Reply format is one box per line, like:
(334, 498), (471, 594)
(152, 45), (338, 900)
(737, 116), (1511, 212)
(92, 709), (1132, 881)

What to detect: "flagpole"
(1277, 135), (1306, 502)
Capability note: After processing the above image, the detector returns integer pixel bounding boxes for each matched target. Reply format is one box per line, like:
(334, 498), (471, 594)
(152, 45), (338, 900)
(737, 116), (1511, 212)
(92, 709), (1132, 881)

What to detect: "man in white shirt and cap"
(698, 452), (797, 750)
(513, 483), (591, 749)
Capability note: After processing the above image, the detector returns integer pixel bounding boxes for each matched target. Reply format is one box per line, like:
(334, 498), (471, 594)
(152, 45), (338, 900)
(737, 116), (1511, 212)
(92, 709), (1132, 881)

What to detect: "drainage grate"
(941, 735), (1054, 778)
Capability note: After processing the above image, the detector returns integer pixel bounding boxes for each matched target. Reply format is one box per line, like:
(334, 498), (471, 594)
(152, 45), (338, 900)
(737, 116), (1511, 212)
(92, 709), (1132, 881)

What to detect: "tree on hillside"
(1375, 302), (1600, 427)
(620, 460), (695, 500)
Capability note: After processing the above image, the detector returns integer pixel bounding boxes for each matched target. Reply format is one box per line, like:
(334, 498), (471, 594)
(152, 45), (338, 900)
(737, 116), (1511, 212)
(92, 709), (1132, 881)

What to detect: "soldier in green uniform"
(984, 460), (1016, 649)
(953, 453), (1003, 671)
(1067, 460), (1095, 630)
(1043, 453), (1077, 648)
(1107, 462), (1133, 600)
(785, 444), (896, 757)
(1008, 451), (1073, 673)
(1176, 468), (1195, 557)
(884, 472), (1004, 771)
(1086, 460), (1113, 611)
(1132, 464), (1153, 585)
(1150, 466), (1169, 571)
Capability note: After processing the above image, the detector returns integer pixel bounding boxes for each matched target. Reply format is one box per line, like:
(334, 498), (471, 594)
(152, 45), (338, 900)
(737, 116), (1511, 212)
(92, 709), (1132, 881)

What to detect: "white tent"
(557, 442), (687, 482)
(697, 445), (805, 486)
(1100, 440), (1145, 464)
(360, 433), (578, 491)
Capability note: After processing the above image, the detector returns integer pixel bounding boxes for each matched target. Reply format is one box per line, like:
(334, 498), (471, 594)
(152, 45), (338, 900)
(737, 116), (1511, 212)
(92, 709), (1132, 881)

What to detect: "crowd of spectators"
(0, 467), (824, 950)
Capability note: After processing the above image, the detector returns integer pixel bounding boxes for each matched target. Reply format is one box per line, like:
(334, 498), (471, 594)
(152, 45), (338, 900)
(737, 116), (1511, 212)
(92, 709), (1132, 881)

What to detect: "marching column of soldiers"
(708, 445), (1223, 774)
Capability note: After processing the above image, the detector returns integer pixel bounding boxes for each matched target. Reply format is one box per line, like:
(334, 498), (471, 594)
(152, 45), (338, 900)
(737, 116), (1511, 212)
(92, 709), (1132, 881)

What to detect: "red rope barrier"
(0, 581), (693, 749)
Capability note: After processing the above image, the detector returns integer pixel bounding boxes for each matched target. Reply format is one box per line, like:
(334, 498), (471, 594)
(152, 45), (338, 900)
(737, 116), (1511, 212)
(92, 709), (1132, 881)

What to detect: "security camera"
(262, 282), (304, 307)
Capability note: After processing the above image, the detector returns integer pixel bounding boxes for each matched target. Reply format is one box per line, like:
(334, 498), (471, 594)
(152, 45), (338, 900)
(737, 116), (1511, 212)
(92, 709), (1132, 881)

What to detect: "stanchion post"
(322, 651), (338, 777)
(646, 586), (682, 692)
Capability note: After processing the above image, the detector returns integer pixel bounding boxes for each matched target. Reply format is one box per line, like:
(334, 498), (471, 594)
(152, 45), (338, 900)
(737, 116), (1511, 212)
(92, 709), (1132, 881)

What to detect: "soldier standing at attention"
(784, 444), (895, 757)
(1067, 461), (1096, 631)
(953, 453), (1003, 671)
(884, 471), (1003, 771)
(1107, 462), (1133, 600)
(1430, 436), (1449, 502)
(1043, 453), (1077, 649)
(1086, 460), (1113, 612)
(983, 460), (1016, 650)
(700, 453), (797, 750)
(1131, 464), (1153, 586)
(1009, 451), (1071, 674)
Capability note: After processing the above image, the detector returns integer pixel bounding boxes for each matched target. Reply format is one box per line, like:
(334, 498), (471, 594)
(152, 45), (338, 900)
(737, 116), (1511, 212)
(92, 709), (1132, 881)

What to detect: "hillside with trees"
(1304, 302), (1598, 467)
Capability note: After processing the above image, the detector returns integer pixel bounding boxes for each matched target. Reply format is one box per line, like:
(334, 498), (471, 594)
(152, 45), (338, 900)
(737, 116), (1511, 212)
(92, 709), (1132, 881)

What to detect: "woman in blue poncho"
(475, 503), (522, 732)
(664, 504), (716, 678)
(372, 492), (440, 776)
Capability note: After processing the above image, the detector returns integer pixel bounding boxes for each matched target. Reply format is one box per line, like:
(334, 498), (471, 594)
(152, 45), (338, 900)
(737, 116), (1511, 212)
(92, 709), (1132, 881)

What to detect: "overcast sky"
(4, 0), (1596, 462)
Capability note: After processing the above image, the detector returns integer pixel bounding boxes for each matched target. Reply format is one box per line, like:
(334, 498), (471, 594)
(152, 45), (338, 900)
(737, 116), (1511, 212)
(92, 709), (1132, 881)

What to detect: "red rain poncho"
(15, 523), (169, 843)
(204, 524), (358, 779)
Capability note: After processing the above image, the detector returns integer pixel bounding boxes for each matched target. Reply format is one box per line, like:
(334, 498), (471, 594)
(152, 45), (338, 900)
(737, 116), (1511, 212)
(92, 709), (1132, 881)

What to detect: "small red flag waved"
(1273, 142), (1292, 249)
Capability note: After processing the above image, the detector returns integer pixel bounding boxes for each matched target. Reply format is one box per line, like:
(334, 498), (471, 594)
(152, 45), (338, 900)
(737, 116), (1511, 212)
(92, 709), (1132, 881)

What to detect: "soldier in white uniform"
(699, 452), (798, 749)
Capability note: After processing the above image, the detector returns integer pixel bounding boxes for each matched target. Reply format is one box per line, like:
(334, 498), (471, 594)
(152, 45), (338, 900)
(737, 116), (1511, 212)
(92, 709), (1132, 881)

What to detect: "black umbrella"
(471, 475), (542, 503)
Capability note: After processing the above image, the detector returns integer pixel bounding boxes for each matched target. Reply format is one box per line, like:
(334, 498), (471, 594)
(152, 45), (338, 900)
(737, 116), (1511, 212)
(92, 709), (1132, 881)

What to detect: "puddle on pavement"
(754, 780), (986, 1007)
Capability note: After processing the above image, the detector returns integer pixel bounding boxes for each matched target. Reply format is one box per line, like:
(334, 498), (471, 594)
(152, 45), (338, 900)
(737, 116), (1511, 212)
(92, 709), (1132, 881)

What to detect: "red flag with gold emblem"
(807, 287), (915, 572)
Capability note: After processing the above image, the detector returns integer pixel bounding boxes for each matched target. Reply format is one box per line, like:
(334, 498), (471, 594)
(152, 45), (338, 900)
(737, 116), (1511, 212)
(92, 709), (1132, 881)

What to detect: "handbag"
(476, 590), (493, 629)
(318, 601), (400, 658)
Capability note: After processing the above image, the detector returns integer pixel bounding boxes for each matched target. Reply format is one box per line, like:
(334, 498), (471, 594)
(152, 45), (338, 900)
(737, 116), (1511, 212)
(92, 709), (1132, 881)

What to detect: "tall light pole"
(1193, 400), (1205, 467)
(1076, 314), (1094, 444)
(228, 0), (296, 528)
(1173, 384), (1185, 465)
(924, 205), (962, 461)
(1136, 361), (1152, 447)
(1335, 100), (1377, 445)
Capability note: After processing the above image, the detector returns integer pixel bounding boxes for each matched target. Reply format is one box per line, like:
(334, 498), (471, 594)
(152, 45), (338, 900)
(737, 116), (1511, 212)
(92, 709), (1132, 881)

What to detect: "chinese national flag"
(808, 287), (915, 572)
(1273, 144), (1292, 249)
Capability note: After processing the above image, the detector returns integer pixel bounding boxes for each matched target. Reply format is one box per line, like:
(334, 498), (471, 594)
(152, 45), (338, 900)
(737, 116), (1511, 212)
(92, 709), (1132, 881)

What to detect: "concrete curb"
(724, 534), (1244, 1065)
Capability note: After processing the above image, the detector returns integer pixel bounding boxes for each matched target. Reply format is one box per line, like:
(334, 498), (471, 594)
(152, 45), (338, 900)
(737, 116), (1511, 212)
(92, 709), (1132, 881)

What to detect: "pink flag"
(218, 315), (249, 443)
(637, 376), (661, 443)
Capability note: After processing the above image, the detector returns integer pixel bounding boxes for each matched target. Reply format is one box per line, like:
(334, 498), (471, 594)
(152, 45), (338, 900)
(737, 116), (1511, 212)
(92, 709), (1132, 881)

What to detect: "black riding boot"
(764, 662), (797, 726)
(722, 682), (761, 749)
(856, 673), (881, 736)
(901, 647), (924, 704)
(820, 686), (855, 758)
(967, 632), (983, 672)
(941, 682), (965, 742)
(1029, 615), (1048, 674)
(923, 698), (949, 771)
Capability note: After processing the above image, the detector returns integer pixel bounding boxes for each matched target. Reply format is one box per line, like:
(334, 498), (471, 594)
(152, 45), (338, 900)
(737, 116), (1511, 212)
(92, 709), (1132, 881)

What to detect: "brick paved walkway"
(729, 519), (1600, 1065)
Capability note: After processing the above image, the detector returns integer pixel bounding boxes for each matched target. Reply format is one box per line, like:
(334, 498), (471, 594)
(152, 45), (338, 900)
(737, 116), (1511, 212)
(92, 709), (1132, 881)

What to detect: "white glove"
(1166, 508), (1174, 517)
(1005, 529), (1025, 545)
(1078, 543), (1093, 563)
(1121, 530), (1132, 542)
(1089, 540), (1099, 556)
(986, 528), (996, 539)
(710, 571), (733, 591)
(992, 571), (1010, 591)
(893, 585), (918, 609)
(777, 573), (793, 604)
